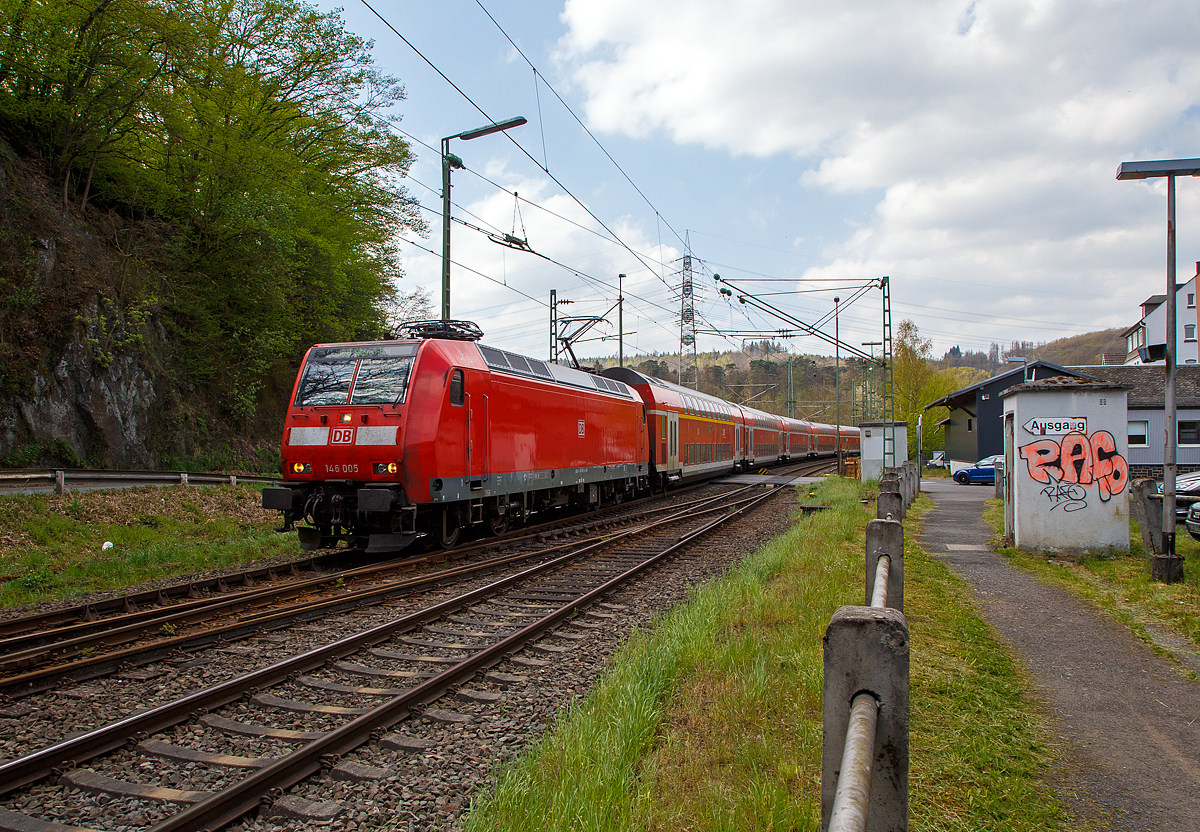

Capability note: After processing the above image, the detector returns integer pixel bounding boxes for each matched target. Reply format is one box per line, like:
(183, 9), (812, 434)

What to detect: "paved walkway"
(918, 479), (1200, 830)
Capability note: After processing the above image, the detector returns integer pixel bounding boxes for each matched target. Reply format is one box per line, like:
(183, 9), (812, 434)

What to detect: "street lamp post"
(1007, 354), (1030, 381)
(1117, 157), (1200, 582)
(441, 116), (527, 320)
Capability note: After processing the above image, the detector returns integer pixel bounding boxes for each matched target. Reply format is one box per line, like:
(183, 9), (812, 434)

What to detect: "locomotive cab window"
(449, 369), (465, 406)
(350, 356), (414, 404)
(294, 344), (418, 407)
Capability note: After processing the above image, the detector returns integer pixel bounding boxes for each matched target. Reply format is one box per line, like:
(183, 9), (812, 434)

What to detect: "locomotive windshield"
(293, 344), (418, 407)
(350, 356), (413, 404)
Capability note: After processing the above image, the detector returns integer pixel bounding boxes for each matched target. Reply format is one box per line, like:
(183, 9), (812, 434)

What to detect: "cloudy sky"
(319, 0), (1200, 362)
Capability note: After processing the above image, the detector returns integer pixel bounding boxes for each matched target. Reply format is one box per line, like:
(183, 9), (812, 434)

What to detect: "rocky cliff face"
(2, 301), (159, 468)
(0, 143), (179, 469)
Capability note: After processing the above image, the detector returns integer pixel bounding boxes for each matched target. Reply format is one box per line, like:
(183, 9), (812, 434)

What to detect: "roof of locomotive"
(300, 337), (638, 401)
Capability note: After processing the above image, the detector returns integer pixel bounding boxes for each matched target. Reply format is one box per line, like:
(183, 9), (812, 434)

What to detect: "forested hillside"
(0, 0), (422, 468)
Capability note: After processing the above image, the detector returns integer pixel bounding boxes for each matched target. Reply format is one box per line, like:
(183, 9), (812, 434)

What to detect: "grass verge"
(463, 479), (1067, 832)
(0, 484), (298, 608)
(982, 499), (1200, 653)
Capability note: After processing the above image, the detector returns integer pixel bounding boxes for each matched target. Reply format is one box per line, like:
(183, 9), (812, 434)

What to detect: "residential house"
(1122, 262), (1200, 365)
(1072, 364), (1200, 479)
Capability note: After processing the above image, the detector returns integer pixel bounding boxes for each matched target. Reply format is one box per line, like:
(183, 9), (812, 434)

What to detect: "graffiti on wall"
(1018, 431), (1128, 511)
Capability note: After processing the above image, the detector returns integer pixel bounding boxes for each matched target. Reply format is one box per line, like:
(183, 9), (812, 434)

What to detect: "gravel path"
(918, 479), (1200, 830)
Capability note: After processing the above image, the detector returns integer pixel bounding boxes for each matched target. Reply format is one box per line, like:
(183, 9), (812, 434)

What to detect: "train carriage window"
(449, 369), (465, 406)
(662, 418), (667, 441)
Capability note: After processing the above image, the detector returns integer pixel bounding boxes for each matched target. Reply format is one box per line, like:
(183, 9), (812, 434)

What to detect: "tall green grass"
(0, 485), (297, 607)
(463, 481), (1068, 832)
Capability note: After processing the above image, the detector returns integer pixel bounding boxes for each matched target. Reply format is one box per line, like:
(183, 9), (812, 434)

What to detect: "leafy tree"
(0, 0), (424, 426)
(385, 286), (434, 333)
(892, 319), (994, 456)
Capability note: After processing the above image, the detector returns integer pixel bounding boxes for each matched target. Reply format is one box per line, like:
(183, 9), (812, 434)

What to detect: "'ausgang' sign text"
(1023, 416), (1087, 436)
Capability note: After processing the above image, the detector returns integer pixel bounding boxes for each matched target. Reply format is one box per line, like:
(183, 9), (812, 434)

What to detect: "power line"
(472, 0), (691, 253)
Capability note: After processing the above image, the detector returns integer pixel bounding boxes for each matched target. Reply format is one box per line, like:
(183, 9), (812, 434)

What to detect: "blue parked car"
(954, 455), (1001, 485)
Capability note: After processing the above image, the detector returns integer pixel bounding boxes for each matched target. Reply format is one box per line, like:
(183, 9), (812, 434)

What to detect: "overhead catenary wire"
(359, 0), (679, 298)
(471, 0), (691, 255)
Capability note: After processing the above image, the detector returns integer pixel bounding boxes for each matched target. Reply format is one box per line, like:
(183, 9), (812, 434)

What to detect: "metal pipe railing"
(870, 555), (890, 608)
(0, 468), (278, 494)
(822, 515), (908, 831)
(828, 692), (882, 832)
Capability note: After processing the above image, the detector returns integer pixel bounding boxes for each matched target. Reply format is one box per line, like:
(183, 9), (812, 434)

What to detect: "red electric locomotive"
(263, 322), (649, 553)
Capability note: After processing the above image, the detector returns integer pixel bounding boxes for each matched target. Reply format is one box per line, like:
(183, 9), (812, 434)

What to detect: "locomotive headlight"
(373, 462), (399, 475)
(339, 412), (353, 423)
(291, 462), (311, 474)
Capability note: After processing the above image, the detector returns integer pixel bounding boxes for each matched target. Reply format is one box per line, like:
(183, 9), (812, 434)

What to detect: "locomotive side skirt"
(427, 462), (647, 504)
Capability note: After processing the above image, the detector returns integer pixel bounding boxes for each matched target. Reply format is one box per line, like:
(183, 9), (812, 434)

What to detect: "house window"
(1189, 293), (1195, 308)
(1187, 324), (1196, 342)
(967, 418), (974, 432)
(1180, 421), (1200, 446)
(1128, 421), (1148, 447)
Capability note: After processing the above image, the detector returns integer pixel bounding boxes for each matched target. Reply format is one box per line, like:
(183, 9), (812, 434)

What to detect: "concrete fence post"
(1131, 479), (1163, 555)
(54, 470), (65, 495)
(993, 460), (1005, 501)
(866, 519), (904, 612)
(878, 478), (903, 521)
(822, 606), (910, 832)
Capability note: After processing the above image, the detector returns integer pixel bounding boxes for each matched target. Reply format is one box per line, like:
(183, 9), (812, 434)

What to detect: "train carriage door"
(668, 412), (679, 471)
(467, 373), (489, 486)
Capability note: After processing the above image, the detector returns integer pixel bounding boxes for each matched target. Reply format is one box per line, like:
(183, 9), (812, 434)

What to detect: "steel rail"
(0, 482), (780, 797)
(0, 484), (771, 696)
(148, 484), (786, 832)
(827, 502), (901, 830)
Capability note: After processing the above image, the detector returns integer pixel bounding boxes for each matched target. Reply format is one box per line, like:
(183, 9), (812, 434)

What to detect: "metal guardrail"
(822, 463), (914, 832)
(0, 469), (279, 494)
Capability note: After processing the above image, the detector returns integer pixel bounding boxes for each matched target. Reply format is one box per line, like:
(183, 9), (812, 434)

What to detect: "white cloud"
(557, 0), (1200, 352)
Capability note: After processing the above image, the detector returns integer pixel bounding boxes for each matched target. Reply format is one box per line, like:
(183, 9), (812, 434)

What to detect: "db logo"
(577, 420), (586, 437)
(331, 427), (355, 444)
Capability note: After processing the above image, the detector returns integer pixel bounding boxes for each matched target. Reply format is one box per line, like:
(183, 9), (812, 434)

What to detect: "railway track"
(0, 476), (802, 832)
(0, 459), (833, 700)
